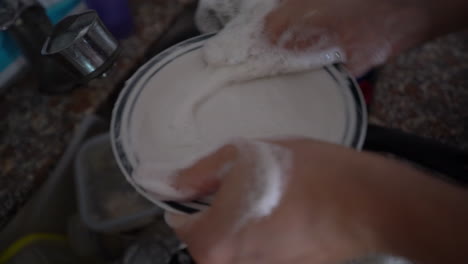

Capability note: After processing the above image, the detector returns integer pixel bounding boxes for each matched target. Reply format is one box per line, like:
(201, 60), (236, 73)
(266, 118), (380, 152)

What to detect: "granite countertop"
(370, 31), (468, 150)
(0, 0), (193, 229)
(0, 2), (467, 230)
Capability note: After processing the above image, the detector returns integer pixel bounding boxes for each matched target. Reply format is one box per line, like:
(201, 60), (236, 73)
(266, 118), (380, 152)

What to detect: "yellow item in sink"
(0, 233), (67, 264)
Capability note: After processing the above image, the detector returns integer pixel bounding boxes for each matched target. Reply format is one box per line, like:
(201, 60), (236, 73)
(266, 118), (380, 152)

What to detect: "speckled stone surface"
(0, 0), (192, 229)
(370, 31), (468, 150)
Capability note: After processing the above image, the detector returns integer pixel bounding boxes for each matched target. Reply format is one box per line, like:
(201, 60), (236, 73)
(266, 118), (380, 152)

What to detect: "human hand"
(264, 0), (432, 76)
(165, 139), (468, 264)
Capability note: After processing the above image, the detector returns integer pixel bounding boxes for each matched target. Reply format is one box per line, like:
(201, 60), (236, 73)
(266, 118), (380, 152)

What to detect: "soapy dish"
(111, 34), (367, 214)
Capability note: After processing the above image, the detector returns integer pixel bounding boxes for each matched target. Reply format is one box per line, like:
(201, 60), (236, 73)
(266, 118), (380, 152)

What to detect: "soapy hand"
(196, 0), (468, 77)
(264, 0), (432, 76)
(197, 0), (348, 81)
(166, 139), (468, 264)
(167, 139), (385, 264)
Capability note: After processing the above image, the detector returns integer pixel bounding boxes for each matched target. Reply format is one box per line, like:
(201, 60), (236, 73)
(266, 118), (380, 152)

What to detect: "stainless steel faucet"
(42, 10), (120, 84)
(0, 0), (119, 94)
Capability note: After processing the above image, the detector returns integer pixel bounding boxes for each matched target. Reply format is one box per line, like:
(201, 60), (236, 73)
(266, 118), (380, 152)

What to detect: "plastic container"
(74, 133), (162, 233)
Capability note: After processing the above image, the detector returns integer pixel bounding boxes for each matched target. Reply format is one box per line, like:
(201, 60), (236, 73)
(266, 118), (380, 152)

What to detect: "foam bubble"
(232, 140), (292, 229)
(200, 0), (346, 79)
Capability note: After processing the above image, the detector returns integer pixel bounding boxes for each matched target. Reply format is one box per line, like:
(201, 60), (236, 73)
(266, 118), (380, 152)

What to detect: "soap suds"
(169, 0), (346, 128)
(232, 140), (292, 227)
(199, 0), (345, 77)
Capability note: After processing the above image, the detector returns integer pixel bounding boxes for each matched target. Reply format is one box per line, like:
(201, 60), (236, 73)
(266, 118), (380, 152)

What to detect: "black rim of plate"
(111, 34), (367, 214)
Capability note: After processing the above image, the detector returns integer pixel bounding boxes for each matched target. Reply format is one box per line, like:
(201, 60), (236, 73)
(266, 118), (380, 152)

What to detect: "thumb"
(173, 145), (238, 200)
(133, 145), (238, 202)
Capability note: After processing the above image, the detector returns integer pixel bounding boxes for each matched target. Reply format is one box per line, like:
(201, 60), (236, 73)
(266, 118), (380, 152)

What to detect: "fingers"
(134, 144), (238, 202)
(345, 40), (392, 77)
(264, 7), (290, 45)
(167, 140), (292, 264)
(264, 1), (395, 76)
(174, 145), (238, 200)
(265, 9), (325, 50)
(167, 140), (269, 202)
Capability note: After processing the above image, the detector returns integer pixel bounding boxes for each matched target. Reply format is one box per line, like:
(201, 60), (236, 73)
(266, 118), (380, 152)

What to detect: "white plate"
(111, 34), (367, 214)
